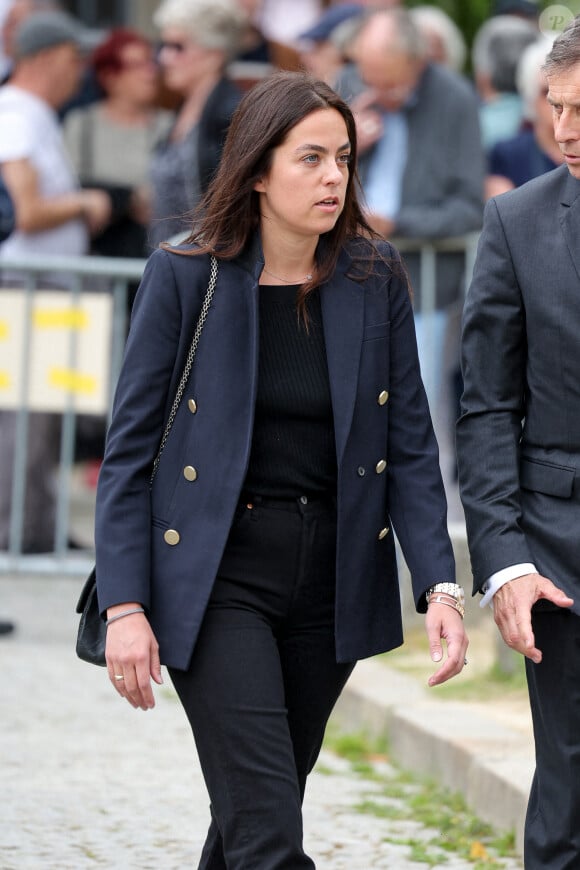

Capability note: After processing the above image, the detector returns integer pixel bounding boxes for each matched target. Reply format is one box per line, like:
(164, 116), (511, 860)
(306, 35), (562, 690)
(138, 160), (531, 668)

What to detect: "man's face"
(47, 43), (84, 106)
(547, 61), (580, 179)
(355, 46), (421, 111)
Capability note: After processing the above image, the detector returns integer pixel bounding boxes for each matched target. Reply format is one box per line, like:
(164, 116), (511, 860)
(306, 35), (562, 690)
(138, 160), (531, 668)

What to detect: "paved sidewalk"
(1, 574), (527, 869)
(333, 656), (533, 858)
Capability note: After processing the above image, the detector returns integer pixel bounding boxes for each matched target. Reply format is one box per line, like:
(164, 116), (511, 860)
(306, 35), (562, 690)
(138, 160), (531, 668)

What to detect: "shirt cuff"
(479, 563), (537, 608)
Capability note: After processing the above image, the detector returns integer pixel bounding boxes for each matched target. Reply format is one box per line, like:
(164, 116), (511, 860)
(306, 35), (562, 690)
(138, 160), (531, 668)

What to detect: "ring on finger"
(114, 674), (125, 681)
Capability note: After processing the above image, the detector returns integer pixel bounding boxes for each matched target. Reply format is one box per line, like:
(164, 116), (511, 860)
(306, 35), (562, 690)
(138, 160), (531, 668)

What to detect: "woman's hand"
(424, 603), (469, 687)
(105, 604), (163, 710)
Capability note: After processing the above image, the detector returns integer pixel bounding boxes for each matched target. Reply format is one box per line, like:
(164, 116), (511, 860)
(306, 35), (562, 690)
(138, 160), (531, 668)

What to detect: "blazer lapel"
(559, 170), (580, 282)
(320, 251), (365, 464)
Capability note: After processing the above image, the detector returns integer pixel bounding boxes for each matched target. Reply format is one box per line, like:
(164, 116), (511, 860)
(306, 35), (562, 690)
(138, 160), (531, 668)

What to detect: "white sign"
(0, 289), (113, 414)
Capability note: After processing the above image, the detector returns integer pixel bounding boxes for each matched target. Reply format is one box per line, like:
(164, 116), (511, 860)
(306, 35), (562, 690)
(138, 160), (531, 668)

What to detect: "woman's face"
(104, 42), (158, 105)
(158, 27), (222, 95)
(254, 108), (351, 243)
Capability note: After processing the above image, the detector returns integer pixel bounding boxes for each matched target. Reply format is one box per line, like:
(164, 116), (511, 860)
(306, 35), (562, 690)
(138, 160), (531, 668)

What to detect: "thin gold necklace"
(262, 265), (313, 284)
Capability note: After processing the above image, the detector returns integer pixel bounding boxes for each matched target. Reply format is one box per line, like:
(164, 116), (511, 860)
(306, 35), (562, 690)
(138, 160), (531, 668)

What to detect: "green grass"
(322, 727), (519, 867)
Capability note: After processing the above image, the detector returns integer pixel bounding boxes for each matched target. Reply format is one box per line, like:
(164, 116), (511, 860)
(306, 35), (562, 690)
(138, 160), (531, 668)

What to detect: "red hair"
(91, 28), (151, 83)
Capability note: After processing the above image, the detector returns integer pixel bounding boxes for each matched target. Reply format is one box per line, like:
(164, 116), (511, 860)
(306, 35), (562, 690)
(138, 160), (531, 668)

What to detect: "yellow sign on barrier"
(0, 289), (113, 413)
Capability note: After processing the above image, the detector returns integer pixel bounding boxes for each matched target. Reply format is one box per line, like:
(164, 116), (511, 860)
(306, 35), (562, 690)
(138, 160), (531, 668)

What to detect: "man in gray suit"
(351, 7), (484, 411)
(457, 17), (580, 868)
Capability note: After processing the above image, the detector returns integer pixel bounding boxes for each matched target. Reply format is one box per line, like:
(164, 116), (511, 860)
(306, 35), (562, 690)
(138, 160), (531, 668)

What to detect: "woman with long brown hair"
(95, 71), (468, 868)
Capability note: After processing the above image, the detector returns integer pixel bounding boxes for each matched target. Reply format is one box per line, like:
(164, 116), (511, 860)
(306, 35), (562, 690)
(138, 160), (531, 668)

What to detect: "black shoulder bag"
(75, 256), (218, 665)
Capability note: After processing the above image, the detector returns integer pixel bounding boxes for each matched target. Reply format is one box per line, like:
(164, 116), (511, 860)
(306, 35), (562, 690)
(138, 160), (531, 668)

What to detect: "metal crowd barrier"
(0, 235), (480, 576)
(0, 254), (146, 575)
(393, 232), (480, 309)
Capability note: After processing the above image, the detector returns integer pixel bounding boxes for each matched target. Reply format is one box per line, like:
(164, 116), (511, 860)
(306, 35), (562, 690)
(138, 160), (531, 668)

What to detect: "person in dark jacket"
(486, 34), (563, 198)
(96, 71), (468, 869)
(148, 0), (245, 248)
(457, 17), (580, 866)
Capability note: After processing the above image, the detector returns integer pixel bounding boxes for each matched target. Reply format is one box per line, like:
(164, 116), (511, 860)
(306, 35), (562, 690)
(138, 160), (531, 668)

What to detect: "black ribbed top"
(243, 284), (337, 498)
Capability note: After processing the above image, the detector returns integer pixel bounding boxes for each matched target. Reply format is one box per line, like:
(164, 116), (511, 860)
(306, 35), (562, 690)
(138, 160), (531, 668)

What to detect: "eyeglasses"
(157, 40), (188, 55)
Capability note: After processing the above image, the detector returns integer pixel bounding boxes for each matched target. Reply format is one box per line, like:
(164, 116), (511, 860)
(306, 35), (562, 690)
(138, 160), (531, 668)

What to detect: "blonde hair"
(154, 0), (247, 58)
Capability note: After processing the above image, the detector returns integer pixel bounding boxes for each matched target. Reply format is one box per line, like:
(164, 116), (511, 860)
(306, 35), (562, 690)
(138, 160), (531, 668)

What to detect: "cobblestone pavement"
(1, 576), (523, 869)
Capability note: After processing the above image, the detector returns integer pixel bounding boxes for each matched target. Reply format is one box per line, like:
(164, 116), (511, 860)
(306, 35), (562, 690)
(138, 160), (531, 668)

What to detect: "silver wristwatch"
(426, 582), (465, 618)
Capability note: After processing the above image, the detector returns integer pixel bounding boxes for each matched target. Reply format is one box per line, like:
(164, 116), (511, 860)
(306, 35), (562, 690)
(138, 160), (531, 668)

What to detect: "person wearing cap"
(0, 10), (111, 553)
(297, 3), (364, 92)
(0, 0), (58, 81)
(297, 3), (364, 96)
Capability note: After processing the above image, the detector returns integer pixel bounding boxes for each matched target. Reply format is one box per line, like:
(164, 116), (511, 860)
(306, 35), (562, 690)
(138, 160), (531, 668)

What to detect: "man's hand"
(351, 90), (383, 154)
(425, 603), (469, 687)
(2, 159), (110, 234)
(365, 212), (395, 238)
(80, 189), (112, 236)
(129, 185), (152, 226)
(493, 573), (573, 663)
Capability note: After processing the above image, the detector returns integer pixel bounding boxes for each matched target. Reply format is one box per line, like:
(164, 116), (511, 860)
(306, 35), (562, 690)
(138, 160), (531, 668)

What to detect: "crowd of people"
(4, 1), (580, 866)
(0, 0), (558, 556)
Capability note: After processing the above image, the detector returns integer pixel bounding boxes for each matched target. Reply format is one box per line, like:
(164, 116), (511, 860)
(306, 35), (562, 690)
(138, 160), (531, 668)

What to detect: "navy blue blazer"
(95, 235), (455, 669)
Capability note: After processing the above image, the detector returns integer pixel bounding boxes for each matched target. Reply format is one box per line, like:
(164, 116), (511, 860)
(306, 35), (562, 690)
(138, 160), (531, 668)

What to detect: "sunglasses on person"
(157, 40), (188, 54)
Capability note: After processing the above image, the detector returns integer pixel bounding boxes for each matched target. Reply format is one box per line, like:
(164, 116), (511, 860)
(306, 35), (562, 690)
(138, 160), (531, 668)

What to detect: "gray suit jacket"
(359, 63), (485, 309)
(457, 165), (580, 611)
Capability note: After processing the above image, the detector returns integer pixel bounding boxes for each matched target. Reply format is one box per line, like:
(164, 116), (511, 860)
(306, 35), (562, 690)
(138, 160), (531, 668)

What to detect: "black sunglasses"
(157, 40), (187, 54)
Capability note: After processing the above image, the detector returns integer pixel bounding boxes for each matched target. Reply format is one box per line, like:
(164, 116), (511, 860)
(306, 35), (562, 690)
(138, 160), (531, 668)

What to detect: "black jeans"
(169, 494), (355, 870)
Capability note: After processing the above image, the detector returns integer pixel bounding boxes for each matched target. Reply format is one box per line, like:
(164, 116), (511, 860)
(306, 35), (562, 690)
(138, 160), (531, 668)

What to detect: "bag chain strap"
(150, 254), (218, 483)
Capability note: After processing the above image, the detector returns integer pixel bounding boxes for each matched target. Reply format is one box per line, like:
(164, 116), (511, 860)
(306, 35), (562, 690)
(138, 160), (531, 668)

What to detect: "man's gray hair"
(360, 8), (426, 61)
(154, 0), (247, 59)
(544, 14), (580, 76)
(472, 15), (538, 93)
(390, 8), (426, 60)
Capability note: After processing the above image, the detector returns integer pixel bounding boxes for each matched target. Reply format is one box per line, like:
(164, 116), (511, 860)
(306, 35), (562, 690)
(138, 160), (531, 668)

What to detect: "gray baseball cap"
(13, 10), (86, 59)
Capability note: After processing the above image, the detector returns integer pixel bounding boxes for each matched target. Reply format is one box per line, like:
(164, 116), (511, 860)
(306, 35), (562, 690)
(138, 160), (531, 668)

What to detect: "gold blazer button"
(378, 390), (389, 405)
(164, 529), (180, 546)
(375, 459), (387, 474)
(183, 466), (198, 481)
(378, 527), (390, 540)
(188, 399), (197, 414)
